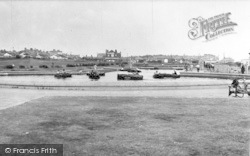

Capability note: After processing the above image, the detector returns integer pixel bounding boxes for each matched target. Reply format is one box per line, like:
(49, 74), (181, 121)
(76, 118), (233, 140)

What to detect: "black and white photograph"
(0, 0), (249, 155)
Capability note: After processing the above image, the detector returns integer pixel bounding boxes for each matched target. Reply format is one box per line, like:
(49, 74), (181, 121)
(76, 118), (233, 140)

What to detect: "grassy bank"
(0, 58), (120, 73)
(0, 96), (249, 156)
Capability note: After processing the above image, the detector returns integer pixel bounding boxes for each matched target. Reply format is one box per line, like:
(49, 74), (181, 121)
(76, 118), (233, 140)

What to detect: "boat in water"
(86, 71), (105, 77)
(117, 73), (143, 80)
(88, 73), (100, 79)
(87, 71), (100, 80)
(153, 73), (180, 79)
(98, 72), (105, 76)
(120, 67), (141, 73)
(54, 72), (72, 78)
(118, 58), (143, 80)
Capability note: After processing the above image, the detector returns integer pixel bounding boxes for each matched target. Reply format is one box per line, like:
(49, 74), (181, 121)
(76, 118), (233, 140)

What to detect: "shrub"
(5, 65), (14, 69)
(55, 65), (62, 68)
(39, 65), (48, 68)
(81, 63), (96, 66)
(16, 55), (21, 59)
(66, 64), (76, 67)
(97, 62), (109, 66)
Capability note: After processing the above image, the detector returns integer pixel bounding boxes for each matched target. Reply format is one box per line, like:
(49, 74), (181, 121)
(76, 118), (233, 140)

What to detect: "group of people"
(204, 63), (215, 72)
(184, 64), (194, 71)
(184, 64), (201, 72)
(154, 70), (180, 75)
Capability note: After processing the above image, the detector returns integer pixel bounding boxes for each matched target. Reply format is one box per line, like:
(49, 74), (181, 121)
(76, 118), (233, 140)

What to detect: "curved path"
(0, 86), (248, 111)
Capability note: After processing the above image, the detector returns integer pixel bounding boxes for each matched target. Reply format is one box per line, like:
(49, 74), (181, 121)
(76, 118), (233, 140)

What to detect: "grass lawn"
(0, 96), (249, 156)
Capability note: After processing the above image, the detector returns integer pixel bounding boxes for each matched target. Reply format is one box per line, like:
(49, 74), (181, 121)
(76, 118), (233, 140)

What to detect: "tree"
(16, 55), (21, 59)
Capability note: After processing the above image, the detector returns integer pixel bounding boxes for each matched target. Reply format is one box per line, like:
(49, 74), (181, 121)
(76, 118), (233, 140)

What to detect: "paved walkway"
(0, 87), (248, 111)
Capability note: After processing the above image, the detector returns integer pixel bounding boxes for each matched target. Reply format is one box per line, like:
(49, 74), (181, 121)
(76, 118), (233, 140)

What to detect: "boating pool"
(0, 70), (231, 86)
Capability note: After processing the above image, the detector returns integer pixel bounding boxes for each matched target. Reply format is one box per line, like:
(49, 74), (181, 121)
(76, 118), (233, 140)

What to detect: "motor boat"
(117, 73), (143, 80)
(54, 72), (72, 78)
(153, 73), (180, 79)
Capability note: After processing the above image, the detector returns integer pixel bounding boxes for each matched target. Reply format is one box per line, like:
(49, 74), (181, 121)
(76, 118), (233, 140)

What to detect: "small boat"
(117, 73), (143, 80)
(153, 73), (180, 79)
(86, 71), (105, 76)
(87, 71), (100, 80)
(127, 68), (141, 73)
(88, 73), (100, 79)
(54, 72), (72, 78)
(98, 72), (105, 76)
(120, 68), (141, 73)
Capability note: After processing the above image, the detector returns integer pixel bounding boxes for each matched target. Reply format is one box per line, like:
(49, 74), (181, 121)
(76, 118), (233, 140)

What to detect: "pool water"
(0, 70), (231, 86)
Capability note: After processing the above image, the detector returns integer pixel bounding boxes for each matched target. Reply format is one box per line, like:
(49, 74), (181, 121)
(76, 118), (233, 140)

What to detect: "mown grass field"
(0, 96), (249, 156)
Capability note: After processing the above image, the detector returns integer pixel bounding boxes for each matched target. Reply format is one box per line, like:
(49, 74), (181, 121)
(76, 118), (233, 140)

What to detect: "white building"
(3, 53), (13, 58)
(35, 54), (43, 59)
(50, 54), (65, 60)
(163, 59), (168, 63)
(19, 52), (29, 58)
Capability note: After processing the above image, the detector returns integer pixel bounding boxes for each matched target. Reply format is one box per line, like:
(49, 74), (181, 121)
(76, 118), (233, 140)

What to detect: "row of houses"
(0, 47), (237, 65)
(95, 51), (220, 64)
(0, 48), (81, 60)
(129, 54), (221, 64)
(93, 51), (233, 65)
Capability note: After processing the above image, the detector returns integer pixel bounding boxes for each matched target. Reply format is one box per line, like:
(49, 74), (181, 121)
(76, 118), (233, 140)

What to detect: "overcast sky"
(0, 0), (250, 61)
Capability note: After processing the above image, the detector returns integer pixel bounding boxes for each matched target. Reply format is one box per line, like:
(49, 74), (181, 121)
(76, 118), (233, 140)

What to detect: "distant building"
(202, 54), (219, 61)
(35, 54), (43, 59)
(67, 54), (81, 60)
(3, 53), (13, 58)
(19, 52), (30, 58)
(105, 49), (121, 58)
(97, 53), (106, 58)
(49, 49), (62, 56)
(166, 58), (176, 64)
(19, 48), (40, 58)
(133, 56), (145, 63)
(148, 55), (167, 63)
(104, 49), (122, 62)
(220, 57), (234, 63)
(50, 54), (66, 60)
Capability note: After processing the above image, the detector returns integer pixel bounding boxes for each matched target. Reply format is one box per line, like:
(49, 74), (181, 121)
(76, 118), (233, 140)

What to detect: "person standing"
(196, 64), (200, 72)
(241, 64), (245, 74)
(184, 64), (188, 71)
(211, 64), (214, 72)
(190, 64), (193, 71)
